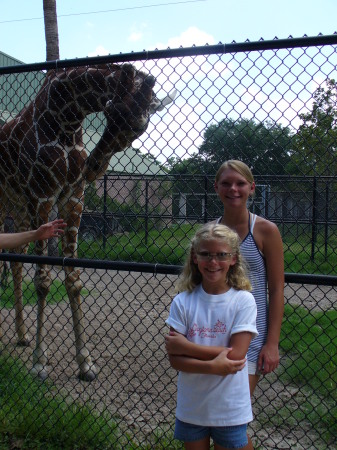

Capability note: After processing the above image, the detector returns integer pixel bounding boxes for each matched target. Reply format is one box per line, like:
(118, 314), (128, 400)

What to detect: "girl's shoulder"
(232, 288), (256, 305)
(173, 285), (201, 302)
(254, 214), (279, 232)
(253, 214), (281, 243)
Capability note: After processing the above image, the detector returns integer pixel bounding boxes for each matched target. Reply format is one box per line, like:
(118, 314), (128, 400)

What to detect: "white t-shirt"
(166, 285), (258, 427)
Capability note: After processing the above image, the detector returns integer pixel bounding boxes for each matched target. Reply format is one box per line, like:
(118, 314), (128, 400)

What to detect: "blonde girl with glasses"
(165, 223), (257, 450)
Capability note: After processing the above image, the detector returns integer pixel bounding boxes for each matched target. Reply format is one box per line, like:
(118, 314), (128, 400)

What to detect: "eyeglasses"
(196, 251), (233, 261)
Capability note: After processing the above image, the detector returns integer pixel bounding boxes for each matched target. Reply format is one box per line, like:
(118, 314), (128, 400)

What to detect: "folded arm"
(165, 329), (252, 376)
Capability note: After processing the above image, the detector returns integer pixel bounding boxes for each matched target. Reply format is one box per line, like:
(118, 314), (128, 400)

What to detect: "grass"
(282, 224), (337, 275)
(0, 354), (136, 449)
(284, 242), (336, 275)
(76, 223), (337, 275)
(0, 278), (89, 308)
(78, 224), (198, 265)
(279, 304), (337, 442)
(0, 354), (181, 450)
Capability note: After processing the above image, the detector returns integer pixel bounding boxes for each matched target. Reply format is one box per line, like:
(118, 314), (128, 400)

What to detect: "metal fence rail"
(0, 34), (337, 449)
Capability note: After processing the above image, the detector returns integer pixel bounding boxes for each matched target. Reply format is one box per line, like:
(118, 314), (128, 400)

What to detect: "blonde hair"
(215, 160), (254, 184)
(176, 223), (251, 293)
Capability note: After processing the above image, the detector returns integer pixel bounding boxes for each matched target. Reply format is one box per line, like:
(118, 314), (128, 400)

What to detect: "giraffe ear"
(150, 88), (177, 113)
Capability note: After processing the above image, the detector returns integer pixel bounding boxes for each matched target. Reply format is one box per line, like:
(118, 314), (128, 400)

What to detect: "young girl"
(165, 223), (257, 450)
(214, 160), (284, 395)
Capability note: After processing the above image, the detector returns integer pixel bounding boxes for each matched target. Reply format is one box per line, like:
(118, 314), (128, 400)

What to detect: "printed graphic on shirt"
(187, 319), (227, 339)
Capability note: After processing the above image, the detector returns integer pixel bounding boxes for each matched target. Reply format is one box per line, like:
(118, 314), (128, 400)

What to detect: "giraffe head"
(82, 64), (176, 182)
(103, 64), (176, 141)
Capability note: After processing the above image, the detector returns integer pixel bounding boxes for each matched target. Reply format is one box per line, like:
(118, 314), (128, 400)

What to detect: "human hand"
(165, 331), (190, 355)
(258, 343), (280, 374)
(211, 348), (246, 376)
(35, 219), (67, 241)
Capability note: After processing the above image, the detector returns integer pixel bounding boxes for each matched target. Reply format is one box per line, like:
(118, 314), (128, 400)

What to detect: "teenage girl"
(214, 160), (284, 394)
(165, 223), (257, 450)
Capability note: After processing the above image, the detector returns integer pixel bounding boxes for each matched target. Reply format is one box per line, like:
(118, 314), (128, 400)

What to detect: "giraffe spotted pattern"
(0, 63), (174, 381)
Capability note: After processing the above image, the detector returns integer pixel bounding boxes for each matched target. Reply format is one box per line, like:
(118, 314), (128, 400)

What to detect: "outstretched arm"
(0, 219), (67, 250)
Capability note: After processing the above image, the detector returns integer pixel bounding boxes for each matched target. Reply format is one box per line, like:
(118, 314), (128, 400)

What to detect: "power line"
(0, 0), (206, 24)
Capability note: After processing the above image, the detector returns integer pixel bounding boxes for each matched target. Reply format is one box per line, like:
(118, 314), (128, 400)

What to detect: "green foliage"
(0, 355), (180, 449)
(0, 279), (68, 307)
(0, 355), (122, 449)
(292, 78), (337, 176)
(79, 224), (198, 265)
(84, 182), (166, 232)
(284, 245), (336, 275)
(0, 279), (89, 308)
(280, 305), (337, 396)
(279, 305), (337, 440)
(78, 223), (335, 275)
(168, 118), (294, 176)
(83, 182), (102, 210)
(282, 223), (337, 275)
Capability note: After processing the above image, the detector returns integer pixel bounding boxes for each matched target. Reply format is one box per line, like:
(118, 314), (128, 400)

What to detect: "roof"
(0, 51), (45, 114)
(82, 129), (166, 176)
(0, 50), (24, 67)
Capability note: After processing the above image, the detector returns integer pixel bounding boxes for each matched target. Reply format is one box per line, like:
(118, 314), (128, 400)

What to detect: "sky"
(1, 0), (337, 64)
(1, 0), (337, 163)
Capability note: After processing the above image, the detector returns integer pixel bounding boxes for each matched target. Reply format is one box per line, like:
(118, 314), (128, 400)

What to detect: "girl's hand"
(35, 219), (67, 240)
(165, 331), (189, 355)
(211, 348), (246, 376)
(258, 343), (280, 374)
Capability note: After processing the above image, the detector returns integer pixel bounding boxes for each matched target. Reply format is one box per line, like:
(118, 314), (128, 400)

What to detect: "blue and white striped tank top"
(216, 214), (268, 363)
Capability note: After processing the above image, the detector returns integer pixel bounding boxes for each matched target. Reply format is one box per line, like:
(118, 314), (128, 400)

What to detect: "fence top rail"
(0, 253), (336, 286)
(0, 33), (336, 75)
(101, 173), (337, 182)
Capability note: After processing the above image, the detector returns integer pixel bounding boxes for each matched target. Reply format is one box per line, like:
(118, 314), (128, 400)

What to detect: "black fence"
(85, 173), (337, 269)
(0, 34), (336, 449)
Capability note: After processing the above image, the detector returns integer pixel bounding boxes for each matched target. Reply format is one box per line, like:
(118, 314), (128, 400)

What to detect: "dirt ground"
(1, 265), (336, 449)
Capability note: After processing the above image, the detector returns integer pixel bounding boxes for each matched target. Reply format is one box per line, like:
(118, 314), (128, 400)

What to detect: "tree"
(291, 78), (337, 176)
(43, 0), (60, 255)
(43, 0), (59, 61)
(169, 118), (294, 177)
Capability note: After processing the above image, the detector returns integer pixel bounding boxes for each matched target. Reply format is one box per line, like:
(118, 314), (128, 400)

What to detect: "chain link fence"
(0, 34), (336, 449)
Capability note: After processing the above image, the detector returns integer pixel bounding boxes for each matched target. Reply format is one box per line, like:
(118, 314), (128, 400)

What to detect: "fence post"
(311, 176), (317, 261)
(103, 174), (107, 250)
(203, 175), (209, 223)
(324, 182), (330, 259)
(145, 180), (149, 245)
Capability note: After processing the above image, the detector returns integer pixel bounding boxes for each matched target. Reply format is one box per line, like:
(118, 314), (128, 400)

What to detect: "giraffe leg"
(58, 182), (97, 381)
(31, 265), (52, 380)
(65, 266), (97, 381)
(11, 261), (30, 346)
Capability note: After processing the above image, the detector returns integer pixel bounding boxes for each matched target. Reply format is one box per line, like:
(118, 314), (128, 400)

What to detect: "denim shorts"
(174, 418), (248, 448)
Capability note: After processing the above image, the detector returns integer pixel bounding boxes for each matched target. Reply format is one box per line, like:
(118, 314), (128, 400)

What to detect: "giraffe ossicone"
(0, 62), (176, 381)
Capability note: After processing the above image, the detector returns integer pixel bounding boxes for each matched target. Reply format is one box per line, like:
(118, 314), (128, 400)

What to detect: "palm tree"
(43, 0), (59, 60)
(43, 0), (60, 255)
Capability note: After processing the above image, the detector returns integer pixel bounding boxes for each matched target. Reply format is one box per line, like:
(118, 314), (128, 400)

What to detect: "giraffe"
(0, 62), (175, 381)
